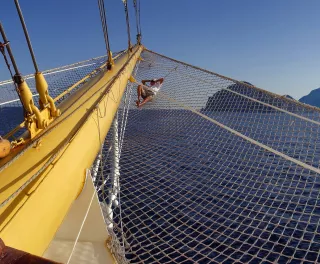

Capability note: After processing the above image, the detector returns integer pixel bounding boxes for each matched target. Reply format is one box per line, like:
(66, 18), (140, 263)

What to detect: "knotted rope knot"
(0, 41), (9, 53)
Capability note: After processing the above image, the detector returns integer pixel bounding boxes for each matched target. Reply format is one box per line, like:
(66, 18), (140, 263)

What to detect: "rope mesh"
(0, 55), (112, 136)
(95, 49), (320, 263)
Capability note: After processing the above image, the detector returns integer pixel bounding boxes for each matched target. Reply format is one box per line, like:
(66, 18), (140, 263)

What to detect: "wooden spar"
(0, 45), (143, 256)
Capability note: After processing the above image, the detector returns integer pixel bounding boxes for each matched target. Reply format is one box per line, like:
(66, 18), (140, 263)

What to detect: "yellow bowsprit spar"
(0, 45), (143, 262)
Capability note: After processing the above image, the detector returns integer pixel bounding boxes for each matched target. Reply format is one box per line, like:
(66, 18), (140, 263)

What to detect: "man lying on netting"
(136, 78), (164, 108)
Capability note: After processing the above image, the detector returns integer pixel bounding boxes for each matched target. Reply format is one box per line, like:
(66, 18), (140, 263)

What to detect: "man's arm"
(142, 80), (151, 85)
(156, 78), (164, 84)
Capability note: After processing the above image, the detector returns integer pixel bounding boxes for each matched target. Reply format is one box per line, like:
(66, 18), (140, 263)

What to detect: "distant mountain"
(299, 88), (320, 107)
(283, 95), (295, 100)
(203, 82), (258, 112)
(203, 82), (299, 112)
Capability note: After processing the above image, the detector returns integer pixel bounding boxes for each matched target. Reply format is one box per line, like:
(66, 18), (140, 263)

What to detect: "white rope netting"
(95, 49), (320, 264)
(0, 54), (112, 137)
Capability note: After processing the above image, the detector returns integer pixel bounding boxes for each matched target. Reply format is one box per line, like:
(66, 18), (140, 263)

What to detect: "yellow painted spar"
(0, 45), (143, 255)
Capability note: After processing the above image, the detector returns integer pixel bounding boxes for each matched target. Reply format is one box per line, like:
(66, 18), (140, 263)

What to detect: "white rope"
(66, 183), (96, 264)
(0, 93), (39, 106)
(0, 56), (107, 86)
(134, 79), (320, 175)
(119, 62), (140, 154)
(143, 59), (320, 127)
(92, 155), (101, 184)
(156, 91), (320, 174)
(116, 64), (140, 247)
(176, 67), (320, 126)
(0, 62), (104, 105)
(66, 100), (107, 263)
(40, 62), (98, 76)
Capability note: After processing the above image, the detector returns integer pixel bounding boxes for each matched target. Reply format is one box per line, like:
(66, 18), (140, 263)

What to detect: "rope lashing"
(133, 0), (142, 44)
(97, 0), (113, 68)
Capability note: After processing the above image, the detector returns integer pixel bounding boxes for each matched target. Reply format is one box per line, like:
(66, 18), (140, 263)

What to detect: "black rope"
(138, 0), (141, 35)
(97, 0), (112, 60)
(0, 41), (25, 116)
(14, 0), (39, 73)
(0, 42), (14, 79)
(122, 0), (132, 50)
(133, 0), (142, 44)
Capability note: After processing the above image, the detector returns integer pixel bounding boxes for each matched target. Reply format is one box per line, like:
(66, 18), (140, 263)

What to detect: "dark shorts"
(141, 87), (155, 99)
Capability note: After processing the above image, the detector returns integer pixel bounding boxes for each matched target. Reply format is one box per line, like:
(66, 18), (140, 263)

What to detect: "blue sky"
(1, 0), (320, 99)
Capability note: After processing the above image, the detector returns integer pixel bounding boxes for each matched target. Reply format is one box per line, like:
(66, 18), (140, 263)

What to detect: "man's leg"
(137, 85), (143, 102)
(136, 85), (142, 107)
(137, 96), (153, 108)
